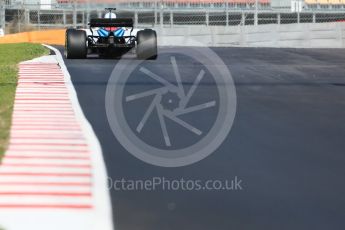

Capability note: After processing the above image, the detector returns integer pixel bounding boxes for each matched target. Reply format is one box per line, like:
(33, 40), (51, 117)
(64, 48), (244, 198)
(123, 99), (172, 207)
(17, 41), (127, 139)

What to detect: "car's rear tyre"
(65, 29), (87, 59)
(136, 29), (157, 60)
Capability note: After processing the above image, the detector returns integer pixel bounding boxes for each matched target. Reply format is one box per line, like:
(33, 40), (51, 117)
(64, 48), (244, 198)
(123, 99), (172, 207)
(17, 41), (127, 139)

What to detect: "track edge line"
(43, 44), (114, 230)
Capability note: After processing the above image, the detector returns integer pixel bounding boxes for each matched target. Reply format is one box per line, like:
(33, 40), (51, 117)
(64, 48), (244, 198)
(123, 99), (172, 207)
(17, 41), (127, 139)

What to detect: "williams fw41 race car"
(65, 8), (157, 60)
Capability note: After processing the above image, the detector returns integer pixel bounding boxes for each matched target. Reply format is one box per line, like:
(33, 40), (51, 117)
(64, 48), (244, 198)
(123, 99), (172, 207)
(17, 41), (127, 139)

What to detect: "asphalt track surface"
(58, 46), (345, 230)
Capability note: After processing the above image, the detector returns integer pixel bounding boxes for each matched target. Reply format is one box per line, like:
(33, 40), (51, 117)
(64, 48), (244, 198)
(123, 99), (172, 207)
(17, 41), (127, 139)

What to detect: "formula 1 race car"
(65, 8), (157, 60)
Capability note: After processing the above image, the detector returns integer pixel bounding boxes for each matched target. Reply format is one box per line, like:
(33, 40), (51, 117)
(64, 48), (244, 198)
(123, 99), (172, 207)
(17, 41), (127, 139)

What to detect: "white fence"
(2, 5), (345, 33)
(156, 22), (345, 48)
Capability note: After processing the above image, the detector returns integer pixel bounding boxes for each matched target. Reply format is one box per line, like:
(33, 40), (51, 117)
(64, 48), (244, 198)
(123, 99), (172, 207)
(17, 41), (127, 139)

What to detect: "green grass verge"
(0, 43), (49, 159)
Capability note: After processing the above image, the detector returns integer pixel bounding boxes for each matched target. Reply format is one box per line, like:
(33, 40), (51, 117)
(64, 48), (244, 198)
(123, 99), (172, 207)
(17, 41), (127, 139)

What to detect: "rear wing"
(89, 18), (133, 28)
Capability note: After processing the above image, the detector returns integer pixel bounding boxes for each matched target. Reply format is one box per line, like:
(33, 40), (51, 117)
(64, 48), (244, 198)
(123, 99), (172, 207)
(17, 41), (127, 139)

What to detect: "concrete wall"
(156, 22), (345, 48)
(271, 0), (292, 8)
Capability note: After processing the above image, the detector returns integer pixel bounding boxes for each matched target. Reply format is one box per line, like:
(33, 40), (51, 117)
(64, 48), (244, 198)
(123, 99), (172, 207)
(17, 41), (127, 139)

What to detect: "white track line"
(45, 45), (114, 230)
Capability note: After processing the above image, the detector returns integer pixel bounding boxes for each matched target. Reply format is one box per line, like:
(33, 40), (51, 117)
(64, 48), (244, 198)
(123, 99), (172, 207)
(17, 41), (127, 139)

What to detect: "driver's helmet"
(104, 13), (117, 19)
